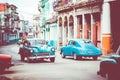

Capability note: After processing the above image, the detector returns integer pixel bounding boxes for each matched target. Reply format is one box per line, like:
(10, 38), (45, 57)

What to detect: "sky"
(0, 0), (40, 21)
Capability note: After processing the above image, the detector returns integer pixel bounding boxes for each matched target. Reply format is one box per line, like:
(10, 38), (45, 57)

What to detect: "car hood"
(0, 54), (12, 59)
(30, 45), (50, 53)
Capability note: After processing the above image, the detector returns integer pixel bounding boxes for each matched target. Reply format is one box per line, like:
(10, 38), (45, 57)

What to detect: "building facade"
(53, 0), (120, 54)
(46, 16), (58, 41)
(38, 0), (58, 40)
(0, 3), (20, 45)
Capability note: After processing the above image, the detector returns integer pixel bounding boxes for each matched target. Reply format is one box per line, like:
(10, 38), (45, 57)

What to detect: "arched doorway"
(69, 15), (74, 39)
(92, 13), (101, 47)
(77, 15), (83, 38)
(84, 14), (91, 39)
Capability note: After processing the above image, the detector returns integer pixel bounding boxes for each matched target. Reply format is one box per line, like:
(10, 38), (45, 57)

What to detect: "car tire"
(73, 53), (78, 60)
(21, 55), (25, 61)
(27, 57), (32, 62)
(93, 56), (98, 60)
(61, 51), (65, 58)
(50, 57), (55, 62)
(78, 56), (82, 60)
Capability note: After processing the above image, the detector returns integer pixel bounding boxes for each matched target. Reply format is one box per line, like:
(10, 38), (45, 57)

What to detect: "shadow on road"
(64, 56), (101, 61)
(0, 70), (17, 75)
(0, 76), (11, 80)
(24, 59), (54, 63)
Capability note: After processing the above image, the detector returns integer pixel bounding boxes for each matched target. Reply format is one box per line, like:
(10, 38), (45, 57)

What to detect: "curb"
(100, 53), (116, 58)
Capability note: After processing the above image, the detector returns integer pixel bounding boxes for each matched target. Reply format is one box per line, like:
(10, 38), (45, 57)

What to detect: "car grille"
(35, 52), (50, 56)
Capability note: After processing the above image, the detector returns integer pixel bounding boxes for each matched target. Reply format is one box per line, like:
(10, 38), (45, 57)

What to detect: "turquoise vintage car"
(48, 40), (58, 50)
(18, 38), (55, 62)
(60, 39), (102, 60)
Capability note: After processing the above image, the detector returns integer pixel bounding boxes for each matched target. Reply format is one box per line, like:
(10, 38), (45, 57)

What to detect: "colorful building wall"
(53, 0), (119, 54)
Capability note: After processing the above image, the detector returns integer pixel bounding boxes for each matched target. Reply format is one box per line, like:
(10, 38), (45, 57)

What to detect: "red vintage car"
(0, 54), (13, 73)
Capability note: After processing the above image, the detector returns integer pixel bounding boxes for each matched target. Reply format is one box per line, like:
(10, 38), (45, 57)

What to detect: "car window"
(71, 41), (76, 46)
(78, 39), (95, 48)
(84, 40), (92, 44)
(79, 40), (91, 44)
(27, 39), (47, 46)
(68, 41), (71, 45)
(36, 40), (46, 45)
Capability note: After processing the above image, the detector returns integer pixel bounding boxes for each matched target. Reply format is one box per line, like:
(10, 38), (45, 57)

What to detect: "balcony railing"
(53, 2), (74, 12)
(53, 0), (103, 12)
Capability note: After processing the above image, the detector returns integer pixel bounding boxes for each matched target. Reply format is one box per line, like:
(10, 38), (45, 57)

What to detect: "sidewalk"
(100, 53), (116, 58)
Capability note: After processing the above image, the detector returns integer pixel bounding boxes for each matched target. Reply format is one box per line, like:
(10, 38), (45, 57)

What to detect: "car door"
(69, 41), (77, 56)
(63, 41), (72, 56)
(65, 40), (76, 56)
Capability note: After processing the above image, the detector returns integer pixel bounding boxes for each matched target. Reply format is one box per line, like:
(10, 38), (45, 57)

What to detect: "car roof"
(27, 38), (44, 41)
(69, 38), (91, 42)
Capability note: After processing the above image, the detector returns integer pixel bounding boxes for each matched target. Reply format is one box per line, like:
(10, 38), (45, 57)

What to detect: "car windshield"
(78, 39), (95, 48)
(28, 39), (47, 46)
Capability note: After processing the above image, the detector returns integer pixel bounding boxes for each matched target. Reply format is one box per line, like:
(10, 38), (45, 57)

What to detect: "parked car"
(17, 39), (22, 45)
(18, 38), (56, 62)
(60, 39), (102, 60)
(48, 40), (58, 50)
(0, 54), (13, 73)
(97, 45), (120, 80)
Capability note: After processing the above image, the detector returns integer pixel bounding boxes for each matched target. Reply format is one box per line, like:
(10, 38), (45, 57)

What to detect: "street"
(0, 44), (106, 80)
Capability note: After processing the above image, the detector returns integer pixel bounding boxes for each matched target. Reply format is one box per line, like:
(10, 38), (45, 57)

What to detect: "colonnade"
(58, 1), (111, 54)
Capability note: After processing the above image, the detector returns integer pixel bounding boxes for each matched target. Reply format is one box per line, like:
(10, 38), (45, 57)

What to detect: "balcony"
(53, 0), (103, 12)
(53, 2), (74, 12)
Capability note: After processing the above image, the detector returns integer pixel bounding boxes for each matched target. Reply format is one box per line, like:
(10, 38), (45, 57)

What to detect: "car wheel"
(61, 51), (65, 58)
(21, 55), (25, 61)
(73, 53), (78, 60)
(50, 57), (55, 62)
(93, 56), (98, 60)
(27, 57), (32, 62)
(78, 56), (82, 60)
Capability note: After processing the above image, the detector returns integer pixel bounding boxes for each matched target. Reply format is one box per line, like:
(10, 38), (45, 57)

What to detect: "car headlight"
(30, 50), (33, 53)
(51, 48), (55, 52)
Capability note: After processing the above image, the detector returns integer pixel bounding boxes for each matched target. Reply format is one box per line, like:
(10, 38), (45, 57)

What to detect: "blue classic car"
(48, 40), (58, 50)
(60, 39), (102, 60)
(18, 38), (56, 62)
(97, 45), (120, 80)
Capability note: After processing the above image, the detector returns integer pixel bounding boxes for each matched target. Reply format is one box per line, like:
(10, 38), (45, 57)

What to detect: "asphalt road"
(0, 44), (106, 80)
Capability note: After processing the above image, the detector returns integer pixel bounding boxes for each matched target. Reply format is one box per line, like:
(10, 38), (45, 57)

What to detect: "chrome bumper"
(28, 55), (55, 59)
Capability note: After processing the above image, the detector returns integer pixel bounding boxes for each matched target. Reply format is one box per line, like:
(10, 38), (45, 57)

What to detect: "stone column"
(77, 16), (80, 38)
(82, 14), (85, 38)
(68, 17), (70, 41)
(62, 19), (65, 46)
(91, 14), (97, 46)
(73, 9), (78, 38)
(101, 2), (111, 54)
(74, 15), (77, 38)
(58, 17), (62, 47)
